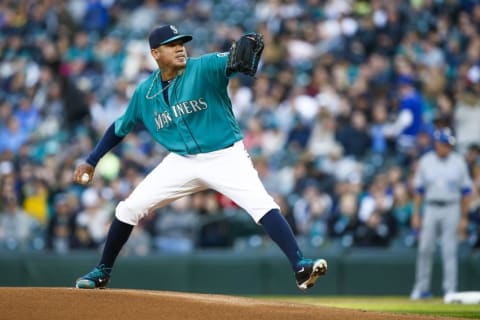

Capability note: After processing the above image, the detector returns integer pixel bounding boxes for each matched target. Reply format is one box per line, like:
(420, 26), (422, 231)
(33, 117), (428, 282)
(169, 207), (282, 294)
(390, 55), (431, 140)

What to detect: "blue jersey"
(399, 90), (423, 137)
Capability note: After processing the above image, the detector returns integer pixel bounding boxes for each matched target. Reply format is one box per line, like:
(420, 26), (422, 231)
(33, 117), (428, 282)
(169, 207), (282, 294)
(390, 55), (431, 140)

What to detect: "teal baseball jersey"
(114, 52), (243, 155)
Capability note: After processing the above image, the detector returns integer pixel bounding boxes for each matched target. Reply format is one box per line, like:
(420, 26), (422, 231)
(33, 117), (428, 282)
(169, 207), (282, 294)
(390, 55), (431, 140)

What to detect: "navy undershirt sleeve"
(86, 123), (124, 167)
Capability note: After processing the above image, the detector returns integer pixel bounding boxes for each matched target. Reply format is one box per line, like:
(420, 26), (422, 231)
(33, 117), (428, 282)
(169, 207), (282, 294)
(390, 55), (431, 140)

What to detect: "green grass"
(259, 296), (480, 319)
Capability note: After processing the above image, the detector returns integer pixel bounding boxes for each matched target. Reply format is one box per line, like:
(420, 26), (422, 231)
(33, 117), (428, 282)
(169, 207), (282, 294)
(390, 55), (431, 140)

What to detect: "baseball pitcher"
(73, 25), (327, 291)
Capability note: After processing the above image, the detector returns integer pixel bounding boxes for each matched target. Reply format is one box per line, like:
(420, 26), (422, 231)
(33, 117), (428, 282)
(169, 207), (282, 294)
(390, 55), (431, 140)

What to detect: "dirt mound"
(0, 287), (459, 320)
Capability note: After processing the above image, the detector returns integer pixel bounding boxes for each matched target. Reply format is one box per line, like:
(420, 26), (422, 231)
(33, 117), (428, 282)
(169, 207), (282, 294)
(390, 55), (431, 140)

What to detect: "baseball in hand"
(80, 173), (90, 183)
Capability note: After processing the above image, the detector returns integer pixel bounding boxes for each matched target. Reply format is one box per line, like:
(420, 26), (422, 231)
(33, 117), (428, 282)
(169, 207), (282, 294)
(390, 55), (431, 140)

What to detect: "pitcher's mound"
(0, 287), (459, 320)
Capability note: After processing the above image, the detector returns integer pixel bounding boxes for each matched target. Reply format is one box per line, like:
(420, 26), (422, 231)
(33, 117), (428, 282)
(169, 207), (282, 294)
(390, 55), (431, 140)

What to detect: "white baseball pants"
(115, 141), (279, 225)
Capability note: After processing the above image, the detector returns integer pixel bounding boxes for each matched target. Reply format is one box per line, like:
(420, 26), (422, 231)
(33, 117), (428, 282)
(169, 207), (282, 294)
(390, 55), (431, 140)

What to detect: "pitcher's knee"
(115, 200), (146, 226)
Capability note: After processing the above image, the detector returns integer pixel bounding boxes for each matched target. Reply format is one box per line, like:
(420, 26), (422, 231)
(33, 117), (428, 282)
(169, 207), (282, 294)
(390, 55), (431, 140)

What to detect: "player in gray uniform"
(72, 25), (327, 290)
(410, 128), (472, 300)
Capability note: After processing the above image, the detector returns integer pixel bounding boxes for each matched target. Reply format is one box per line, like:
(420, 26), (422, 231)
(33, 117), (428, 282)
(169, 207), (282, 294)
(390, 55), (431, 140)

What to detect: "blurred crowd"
(1, 0), (480, 255)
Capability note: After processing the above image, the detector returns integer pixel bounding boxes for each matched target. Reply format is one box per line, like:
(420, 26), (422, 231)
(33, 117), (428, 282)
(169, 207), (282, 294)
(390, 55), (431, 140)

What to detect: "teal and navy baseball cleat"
(75, 264), (111, 289)
(295, 258), (328, 291)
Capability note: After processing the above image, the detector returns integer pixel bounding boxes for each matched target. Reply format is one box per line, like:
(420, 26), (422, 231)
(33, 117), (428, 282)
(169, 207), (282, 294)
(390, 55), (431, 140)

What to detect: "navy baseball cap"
(148, 25), (192, 49)
(433, 128), (456, 146)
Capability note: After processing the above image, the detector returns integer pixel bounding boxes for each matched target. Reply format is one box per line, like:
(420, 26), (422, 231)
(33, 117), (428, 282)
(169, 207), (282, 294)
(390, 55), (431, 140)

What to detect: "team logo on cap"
(170, 25), (178, 34)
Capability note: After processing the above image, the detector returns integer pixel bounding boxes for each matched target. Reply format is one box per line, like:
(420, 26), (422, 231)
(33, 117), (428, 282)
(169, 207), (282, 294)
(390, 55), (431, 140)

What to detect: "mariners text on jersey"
(154, 98), (208, 130)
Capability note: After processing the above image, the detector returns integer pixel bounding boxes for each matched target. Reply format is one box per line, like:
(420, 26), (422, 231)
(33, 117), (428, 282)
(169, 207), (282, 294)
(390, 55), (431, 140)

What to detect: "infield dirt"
(0, 287), (464, 320)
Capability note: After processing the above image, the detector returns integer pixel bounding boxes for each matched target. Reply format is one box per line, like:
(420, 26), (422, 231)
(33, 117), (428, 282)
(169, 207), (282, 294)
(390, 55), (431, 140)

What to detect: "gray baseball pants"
(413, 203), (460, 294)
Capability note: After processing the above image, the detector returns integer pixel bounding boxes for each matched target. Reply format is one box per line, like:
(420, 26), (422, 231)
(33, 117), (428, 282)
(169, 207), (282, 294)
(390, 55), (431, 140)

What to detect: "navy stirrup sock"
(98, 217), (134, 270)
(259, 209), (304, 272)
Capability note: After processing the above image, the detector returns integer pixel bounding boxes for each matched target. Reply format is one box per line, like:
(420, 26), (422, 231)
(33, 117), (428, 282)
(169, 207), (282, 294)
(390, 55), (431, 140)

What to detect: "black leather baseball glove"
(226, 33), (264, 77)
